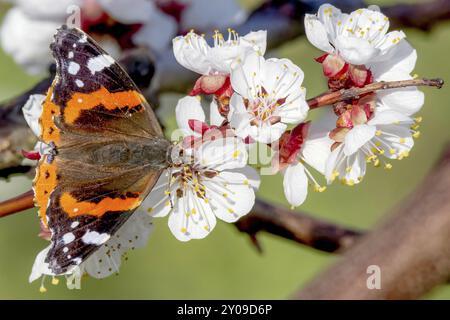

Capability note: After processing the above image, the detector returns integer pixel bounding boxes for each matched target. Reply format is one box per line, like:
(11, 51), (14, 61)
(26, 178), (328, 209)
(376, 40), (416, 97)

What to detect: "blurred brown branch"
(384, 0), (450, 31)
(235, 198), (362, 253)
(293, 143), (450, 299)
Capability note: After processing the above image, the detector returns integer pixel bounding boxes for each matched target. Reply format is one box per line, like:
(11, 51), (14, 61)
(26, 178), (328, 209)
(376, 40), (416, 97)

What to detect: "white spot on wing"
(63, 247), (69, 253)
(68, 51), (74, 59)
(73, 257), (82, 265)
(75, 79), (84, 87)
(81, 230), (111, 245)
(70, 221), (80, 229)
(87, 54), (115, 75)
(68, 61), (80, 75)
(63, 232), (75, 244)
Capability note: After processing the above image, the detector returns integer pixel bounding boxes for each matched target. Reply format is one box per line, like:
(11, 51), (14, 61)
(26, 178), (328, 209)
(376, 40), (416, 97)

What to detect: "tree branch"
(0, 190), (34, 218)
(308, 78), (444, 109)
(293, 143), (450, 299)
(235, 198), (362, 253)
(0, 188), (363, 254)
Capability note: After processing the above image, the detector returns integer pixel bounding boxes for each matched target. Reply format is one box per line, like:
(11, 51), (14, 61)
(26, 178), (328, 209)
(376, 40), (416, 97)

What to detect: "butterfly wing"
(33, 26), (169, 274)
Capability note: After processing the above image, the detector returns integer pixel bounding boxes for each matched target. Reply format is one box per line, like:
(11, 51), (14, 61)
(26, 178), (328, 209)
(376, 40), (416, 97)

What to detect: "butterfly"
(33, 26), (171, 275)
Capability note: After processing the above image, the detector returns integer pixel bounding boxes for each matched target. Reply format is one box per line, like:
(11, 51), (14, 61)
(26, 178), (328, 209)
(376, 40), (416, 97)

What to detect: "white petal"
(84, 209), (154, 279)
(195, 137), (248, 171)
(369, 40), (417, 78)
(141, 171), (172, 218)
(22, 94), (45, 137)
(172, 32), (211, 75)
(231, 166), (261, 190)
(175, 96), (206, 136)
(375, 124), (414, 160)
(301, 134), (333, 174)
(209, 98), (225, 127)
(304, 14), (334, 53)
(1, 8), (58, 74)
(29, 246), (55, 283)
(377, 84), (424, 116)
(335, 34), (379, 65)
(253, 122), (287, 144)
(344, 124), (376, 156)
(168, 192), (217, 241)
(230, 51), (264, 99)
(241, 30), (267, 56)
(262, 57), (304, 96)
(368, 110), (413, 126)
(283, 162), (308, 207)
(205, 171), (256, 223)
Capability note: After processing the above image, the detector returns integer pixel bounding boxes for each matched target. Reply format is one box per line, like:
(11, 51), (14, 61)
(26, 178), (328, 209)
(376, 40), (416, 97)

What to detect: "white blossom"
(143, 137), (260, 241)
(173, 29), (267, 76)
(228, 52), (309, 143)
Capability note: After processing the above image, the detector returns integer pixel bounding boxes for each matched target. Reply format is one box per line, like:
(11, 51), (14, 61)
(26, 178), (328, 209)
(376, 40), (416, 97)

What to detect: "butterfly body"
(33, 26), (170, 274)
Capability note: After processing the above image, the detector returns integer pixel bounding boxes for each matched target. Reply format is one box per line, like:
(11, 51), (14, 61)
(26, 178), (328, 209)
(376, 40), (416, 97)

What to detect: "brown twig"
(0, 190), (34, 218)
(293, 143), (450, 299)
(307, 78), (445, 109)
(0, 188), (363, 254)
(235, 198), (362, 253)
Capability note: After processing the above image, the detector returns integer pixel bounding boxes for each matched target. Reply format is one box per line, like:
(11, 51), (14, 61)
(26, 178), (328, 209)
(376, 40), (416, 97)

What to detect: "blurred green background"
(0, 0), (449, 299)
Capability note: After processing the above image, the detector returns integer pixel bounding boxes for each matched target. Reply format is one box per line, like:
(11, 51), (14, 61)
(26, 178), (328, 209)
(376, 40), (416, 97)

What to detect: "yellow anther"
(222, 193), (228, 198)
(413, 131), (421, 139)
(51, 277), (59, 285)
(411, 124), (420, 130)
(318, 186), (327, 193)
(39, 286), (47, 293)
(165, 201), (171, 207)
(399, 138), (406, 144)
(375, 130), (382, 136)
(228, 208), (235, 213)
(164, 190), (171, 195)
(375, 141), (381, 147)
(373, 158), (380, 167)
(384, 163), (393, 170)
(243, 179), (249, 186)
(204, 226), (210, 231)
(389, 148), (396, 155)
(345, 166), (352, 173)
(415, 116), (423, 123)
(191, 208), (197, 215)
(147, 207), (153, 213)
(181, 227), (187, 233)
(378, 149), (385, 155)
(232, 150), (241, 158)
(346, 179), (355, 186)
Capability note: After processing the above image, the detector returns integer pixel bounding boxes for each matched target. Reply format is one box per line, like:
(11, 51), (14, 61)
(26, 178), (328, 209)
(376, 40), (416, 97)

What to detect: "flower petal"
(230, 51), (263, 99)
(301, 134), (333, 174)
(283, 162), (308, 207)
(172, 32), (211, 75)
(209, 98), (225, 127)
(304, 14), (334, 53)
(195, 137), (248, 171)
(343, 124), (376, 156)
(205, 171), (256, 223)
(175, 96), (206, 136)
(168, 191), (217, 241)
(22, 94), (45, 137)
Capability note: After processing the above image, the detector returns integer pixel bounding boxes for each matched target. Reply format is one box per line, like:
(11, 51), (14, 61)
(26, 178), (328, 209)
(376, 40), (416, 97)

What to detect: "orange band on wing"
(40, 86), (61, 145)
(64, 87), (144, 124)
(60, 192), (141, 218)
(33, 158), (58, 227)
